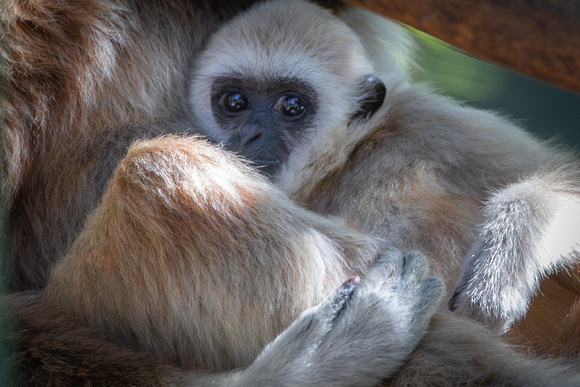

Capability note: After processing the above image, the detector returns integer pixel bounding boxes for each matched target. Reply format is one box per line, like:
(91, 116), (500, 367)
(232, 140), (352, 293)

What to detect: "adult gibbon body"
(5, 135), (445, 385)
(189, 0), (580, 360)
(0, 0), (263, 291)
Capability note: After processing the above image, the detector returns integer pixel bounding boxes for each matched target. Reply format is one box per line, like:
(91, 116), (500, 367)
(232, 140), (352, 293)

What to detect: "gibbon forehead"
(191, 0), (371, 91)
(189, 0), (380, 176)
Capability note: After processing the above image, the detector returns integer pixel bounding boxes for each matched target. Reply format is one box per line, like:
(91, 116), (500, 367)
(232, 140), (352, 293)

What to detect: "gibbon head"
(188, 0), (386, 175)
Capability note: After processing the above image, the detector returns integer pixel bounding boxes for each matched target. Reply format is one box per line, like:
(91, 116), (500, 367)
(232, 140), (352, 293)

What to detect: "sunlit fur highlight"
(44, 136), (371, 371)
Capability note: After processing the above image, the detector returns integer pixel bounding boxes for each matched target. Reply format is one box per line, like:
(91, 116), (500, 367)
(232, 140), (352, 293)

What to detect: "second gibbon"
(189, 0), (580, 359)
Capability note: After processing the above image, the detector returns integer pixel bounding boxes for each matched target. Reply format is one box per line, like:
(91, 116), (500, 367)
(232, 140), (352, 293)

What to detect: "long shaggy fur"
(3, 136), (443, 385)
(0, 0), (258, 291)
(271, 0), (580, 359)
(191, 0), (580, 380)
(2, 0), (580, 385)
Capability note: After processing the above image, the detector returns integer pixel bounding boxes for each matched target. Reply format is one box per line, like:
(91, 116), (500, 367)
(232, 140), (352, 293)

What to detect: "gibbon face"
(208, 76), (319, 175)
(188, 0), (386, 176)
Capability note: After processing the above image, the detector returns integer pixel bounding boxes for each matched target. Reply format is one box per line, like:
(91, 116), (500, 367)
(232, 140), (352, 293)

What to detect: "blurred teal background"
(411, 29), (580, 147)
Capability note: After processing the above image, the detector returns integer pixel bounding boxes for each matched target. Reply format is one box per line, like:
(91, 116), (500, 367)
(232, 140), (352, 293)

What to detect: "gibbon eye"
(219, 91), (249, 113)
(273, 94), (306, 119)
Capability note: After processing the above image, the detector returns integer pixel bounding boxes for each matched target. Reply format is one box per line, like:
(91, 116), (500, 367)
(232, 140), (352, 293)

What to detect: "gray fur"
(178, 251), (444, 386)
(190, 0), (580, 384)
(230, 250), (443, 387)
(450, 168), (580, 330)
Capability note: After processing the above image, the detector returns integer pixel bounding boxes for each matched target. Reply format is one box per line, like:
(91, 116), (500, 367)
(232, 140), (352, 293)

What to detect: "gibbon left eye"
(219, 91), (249, 113)
(273, 94), (306, 119)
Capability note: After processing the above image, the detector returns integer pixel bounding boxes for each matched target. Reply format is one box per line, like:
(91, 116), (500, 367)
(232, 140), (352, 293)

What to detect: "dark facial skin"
(211, 76), (317, 176)
(210, 74), (386, 176)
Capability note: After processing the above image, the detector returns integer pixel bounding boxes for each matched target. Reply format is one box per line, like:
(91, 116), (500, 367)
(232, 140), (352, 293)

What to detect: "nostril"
(241, 126), (264, 149)
(242, 133), (262, 149)
(246, 132), (261, 145)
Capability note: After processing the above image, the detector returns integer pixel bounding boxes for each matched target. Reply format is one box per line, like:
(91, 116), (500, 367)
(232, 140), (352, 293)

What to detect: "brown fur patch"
(1, 0), (258, 291)
(506, 266), (580, 358)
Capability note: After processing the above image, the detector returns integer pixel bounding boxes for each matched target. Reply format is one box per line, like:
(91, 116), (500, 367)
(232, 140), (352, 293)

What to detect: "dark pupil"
(278, 95), (305, 117)
(222, 92), (248, 112)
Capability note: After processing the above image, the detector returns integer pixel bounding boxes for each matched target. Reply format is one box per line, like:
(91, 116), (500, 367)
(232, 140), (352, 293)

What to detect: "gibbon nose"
(241, 124), (264, 149)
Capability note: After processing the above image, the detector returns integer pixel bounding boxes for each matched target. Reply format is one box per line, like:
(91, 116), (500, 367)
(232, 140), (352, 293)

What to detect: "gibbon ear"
(351, 74), (387, 121)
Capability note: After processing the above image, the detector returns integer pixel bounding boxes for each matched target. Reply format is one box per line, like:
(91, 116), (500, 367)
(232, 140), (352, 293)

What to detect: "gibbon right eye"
(273, 94), (306, 119)
(219, 91), (249, 113)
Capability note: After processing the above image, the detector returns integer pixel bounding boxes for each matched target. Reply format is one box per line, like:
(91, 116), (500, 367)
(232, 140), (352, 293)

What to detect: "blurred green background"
(411, 29), (580, 147)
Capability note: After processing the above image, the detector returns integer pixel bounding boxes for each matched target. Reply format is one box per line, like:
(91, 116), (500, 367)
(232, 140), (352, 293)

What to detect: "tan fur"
(5, 135), (383, 384)
(2, 0), (580, 385)
(3, 135), (576, 385)
(44, 136), (376, 371)
(0, 0), (259, 291)
(280, 77), (580, 357)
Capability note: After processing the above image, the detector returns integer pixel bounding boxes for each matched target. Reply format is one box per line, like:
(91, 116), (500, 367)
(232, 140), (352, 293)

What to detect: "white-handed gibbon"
(189, 0), (580, 360)
(4, 135), (446, 385)
(3, 134), (576, 385)
(2, 0), (580, 385)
